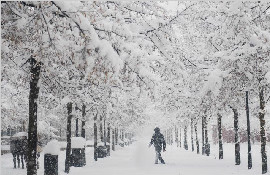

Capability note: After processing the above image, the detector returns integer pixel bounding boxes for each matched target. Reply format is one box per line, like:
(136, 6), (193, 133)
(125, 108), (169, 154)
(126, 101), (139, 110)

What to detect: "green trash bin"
(71, 148), (83, 167)
(44, 154), (58, 175)
(97, 146), (107, 158)
(71, 137), (86, 167)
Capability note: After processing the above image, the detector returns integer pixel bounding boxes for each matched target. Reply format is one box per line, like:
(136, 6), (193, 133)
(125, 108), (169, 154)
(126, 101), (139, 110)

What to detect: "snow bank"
(71, 137), (86, 148)
(44, 140), (60, 155)
(86, 140), (94, 146)
(59, 141), (67, 148)
(97, 142), (105, 147)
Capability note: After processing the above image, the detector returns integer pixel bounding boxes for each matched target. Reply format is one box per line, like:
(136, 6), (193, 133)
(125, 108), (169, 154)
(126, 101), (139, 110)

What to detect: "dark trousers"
(155, 151), (165, 164)
(12, 153), (25, 169)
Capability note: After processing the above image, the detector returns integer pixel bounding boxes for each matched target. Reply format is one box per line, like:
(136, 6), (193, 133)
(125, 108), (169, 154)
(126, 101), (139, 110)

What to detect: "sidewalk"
(1, 140), (265, 175)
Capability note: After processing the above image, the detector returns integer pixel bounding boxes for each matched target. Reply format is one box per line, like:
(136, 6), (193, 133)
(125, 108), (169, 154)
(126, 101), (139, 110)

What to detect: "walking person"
(149, 127), (166, 164)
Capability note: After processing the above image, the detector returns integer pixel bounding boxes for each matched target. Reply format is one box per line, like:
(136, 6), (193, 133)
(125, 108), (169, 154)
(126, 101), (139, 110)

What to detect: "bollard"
(71, 137), (86, 167)
(43, 140), (60, 175)
(44, 154), (58, 175)
(71, 148), (83, 167)
(97, 146), (107, 158)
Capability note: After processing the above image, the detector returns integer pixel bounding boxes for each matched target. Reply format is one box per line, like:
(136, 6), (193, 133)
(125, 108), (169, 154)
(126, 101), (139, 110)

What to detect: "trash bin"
(71, 137), (86, 167)
(97, 145), (107, 158)
(44, 154), (58, 175)
(71, 148), (83, 167)
(43, 140), (60, 175)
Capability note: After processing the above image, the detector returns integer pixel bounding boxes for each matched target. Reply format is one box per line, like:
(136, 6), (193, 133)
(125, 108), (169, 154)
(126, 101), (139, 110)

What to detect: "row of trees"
(63, 101), (135, 173)
(149, 1), (270, 174)
(1, 1), (270, 175)
(1, 1), (174, 174)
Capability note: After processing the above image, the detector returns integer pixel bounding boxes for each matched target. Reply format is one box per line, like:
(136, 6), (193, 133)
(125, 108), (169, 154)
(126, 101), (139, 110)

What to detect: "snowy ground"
(1, 138), (268, 175)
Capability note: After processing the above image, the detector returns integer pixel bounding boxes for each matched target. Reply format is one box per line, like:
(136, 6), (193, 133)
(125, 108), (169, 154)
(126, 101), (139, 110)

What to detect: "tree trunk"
(121, 130), (124, 140)
(60, 128), (62, 138)
(184, 125), (188, 150)
(94, 113), (98, 161)
(104, 116), (106, 146)
(81, 104), (86, 166)
(175, 126), (179, 147)
(27, 58), (41, 175)
(205, 116), (210, 156)
(107, 123), (111, 156)
(217, 113), (223, 159)
(75, 118), (79, 137)
(231, 106), (240, 165)
(246, 91), (252, 169)
(81, 104), (86, 138)
(115, 128), (118, 145)
(65, 102), (72, 173)
(23, 120), (26, 132)
(202, 116), (205, 155)
(169, 129), (172, 145)
(99, 115), (103, 142)
(191, 118), (194, 152)
(195, 121), (199, 154)
(179, 128), (182, 148)
(171, 128), (173, 145)
(112, 128), (115, 151)
(259, 87), (267, 174)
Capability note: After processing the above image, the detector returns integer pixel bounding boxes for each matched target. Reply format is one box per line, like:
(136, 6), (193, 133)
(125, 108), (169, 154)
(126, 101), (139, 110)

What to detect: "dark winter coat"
(10, 138), (27, 155)
(150, 132), (166, 152)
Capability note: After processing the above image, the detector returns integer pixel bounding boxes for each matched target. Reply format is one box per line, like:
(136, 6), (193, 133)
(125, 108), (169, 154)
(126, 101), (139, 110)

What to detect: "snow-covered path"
(1, 138), (265, 175)
(69, 139), (262, 175)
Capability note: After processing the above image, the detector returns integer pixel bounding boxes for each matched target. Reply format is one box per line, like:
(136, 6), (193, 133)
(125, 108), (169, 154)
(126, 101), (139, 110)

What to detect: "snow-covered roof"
(71, 137), (86, 148)
(44, 140), (60, 155)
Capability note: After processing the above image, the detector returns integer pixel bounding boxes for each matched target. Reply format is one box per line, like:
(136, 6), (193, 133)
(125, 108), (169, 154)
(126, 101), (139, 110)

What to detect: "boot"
(13, 156), (16, 169)
(17, 155), (20, 168)
(21, 155), (24, 169)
